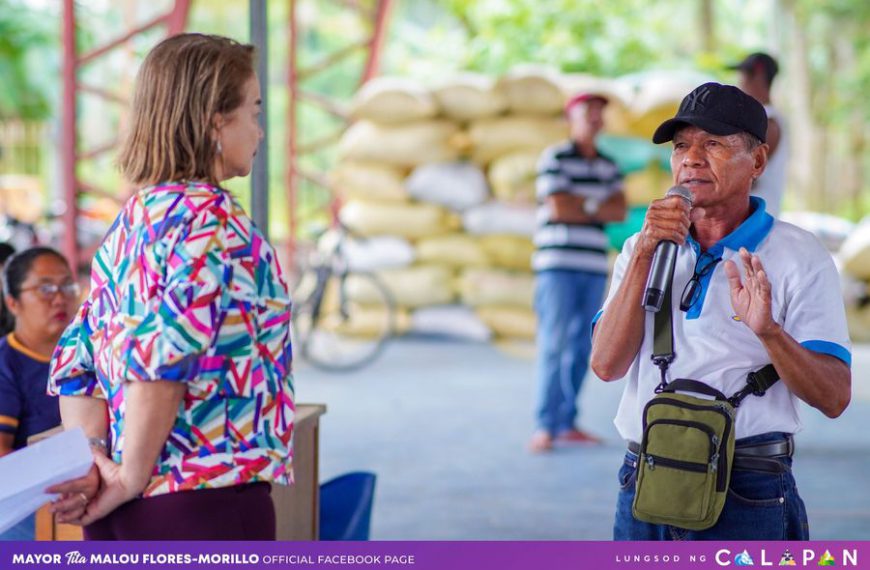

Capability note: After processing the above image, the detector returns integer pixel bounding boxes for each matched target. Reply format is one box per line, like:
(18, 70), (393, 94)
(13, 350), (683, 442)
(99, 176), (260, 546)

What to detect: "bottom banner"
(0, 541), (867, 570)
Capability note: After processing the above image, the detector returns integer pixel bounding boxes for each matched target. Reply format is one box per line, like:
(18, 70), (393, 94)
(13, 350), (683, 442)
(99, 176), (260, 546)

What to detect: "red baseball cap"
(565, 92), (608, 114)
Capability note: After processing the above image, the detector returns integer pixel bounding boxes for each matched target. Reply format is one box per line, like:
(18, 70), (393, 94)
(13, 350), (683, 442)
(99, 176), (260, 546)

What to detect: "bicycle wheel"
(293, 269), (395, 372)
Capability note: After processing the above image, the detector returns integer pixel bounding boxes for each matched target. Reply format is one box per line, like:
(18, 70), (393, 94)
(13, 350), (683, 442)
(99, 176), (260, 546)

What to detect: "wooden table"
(273, 403), (327, 540)
(32, 403), (326, 541)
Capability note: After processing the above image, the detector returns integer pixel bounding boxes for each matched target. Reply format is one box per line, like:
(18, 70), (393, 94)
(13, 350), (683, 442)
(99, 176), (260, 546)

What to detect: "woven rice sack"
(409, 305), (493, 342)
(339, 200), (460, 240)
(559, 73), (634, 136)
(432, 73), (509, 121)
(475, 305), (537, 340)
(479, 234), (534, 271)
(0, 174), (44, 224)
(349, 77), (438, 124)
(317, 231), (415, 271)
(624, 162), (672, 206)
(416, 234), (489, 268)
(846, 305), (870, 343)
(406, 161), (489, 211)
(781, 211), (855, 253)
(331, 161), (408, 203)
(319, 305), (411, 338)
(462, 202), (537, 237)
(496, 66), (566, 115)
(488, 150), (540, 205)
(458, 268), (534, 308)
(467, 115), (567, 165)
(839, 220), (870, 280)
(346, 265), (455, 308)
(339, 120), (462, 167)
(623, 71), (712, 139)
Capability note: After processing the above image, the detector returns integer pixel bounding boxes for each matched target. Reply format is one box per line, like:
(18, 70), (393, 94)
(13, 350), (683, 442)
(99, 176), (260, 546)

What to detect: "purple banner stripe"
(0, 541), (866, 570)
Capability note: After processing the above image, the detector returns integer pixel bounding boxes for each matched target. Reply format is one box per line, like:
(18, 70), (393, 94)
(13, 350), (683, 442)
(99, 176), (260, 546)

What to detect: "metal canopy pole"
(59, 0), (191, 270)
(250, 0), (270, 237)
(61, 0), (79, 270)
(284, 0), (394, 255)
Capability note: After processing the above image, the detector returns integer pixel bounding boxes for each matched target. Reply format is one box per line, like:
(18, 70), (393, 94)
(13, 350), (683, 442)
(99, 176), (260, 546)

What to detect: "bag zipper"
(642, 398), (733, 492)
(644, 418), (717, 468)
(643, 453), (708, 473)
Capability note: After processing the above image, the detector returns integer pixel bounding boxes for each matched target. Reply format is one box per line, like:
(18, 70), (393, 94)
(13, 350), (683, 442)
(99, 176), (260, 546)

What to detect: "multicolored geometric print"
(49, 182), (295, 497)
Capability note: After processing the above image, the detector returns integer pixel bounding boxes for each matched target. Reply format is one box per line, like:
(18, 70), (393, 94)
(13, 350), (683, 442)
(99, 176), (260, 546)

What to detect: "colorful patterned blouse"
(48, 182), (294, 497)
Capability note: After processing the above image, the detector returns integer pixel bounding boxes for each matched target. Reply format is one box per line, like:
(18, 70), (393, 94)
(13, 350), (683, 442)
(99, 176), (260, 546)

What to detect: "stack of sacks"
(331, 68), (700, 345)
(780, 212), (860, 342)
(832, 217), (870, 342)
(604, 70), (712, 140)
(454, 68), (567, 342)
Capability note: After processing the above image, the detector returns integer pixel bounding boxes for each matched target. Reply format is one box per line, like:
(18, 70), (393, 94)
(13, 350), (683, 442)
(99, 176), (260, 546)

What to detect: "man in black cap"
(730, 52), (789, 216)
(589, 82), (851, 539)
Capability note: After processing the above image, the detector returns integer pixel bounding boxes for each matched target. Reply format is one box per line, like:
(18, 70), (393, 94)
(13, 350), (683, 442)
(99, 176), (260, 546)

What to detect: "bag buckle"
(746, 371), (767, 396)
(651, 355), (673, 393)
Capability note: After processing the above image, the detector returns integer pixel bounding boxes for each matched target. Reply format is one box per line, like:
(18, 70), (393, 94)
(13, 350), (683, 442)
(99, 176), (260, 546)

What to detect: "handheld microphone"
(642, 186), (693, 312)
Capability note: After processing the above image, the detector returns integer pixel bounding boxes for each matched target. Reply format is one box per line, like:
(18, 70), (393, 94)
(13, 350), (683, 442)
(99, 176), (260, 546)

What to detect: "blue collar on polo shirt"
(684, 196), (775, 319)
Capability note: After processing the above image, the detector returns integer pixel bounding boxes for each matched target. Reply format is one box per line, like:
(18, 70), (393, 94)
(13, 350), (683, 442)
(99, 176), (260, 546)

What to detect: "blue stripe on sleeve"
(800, 340), (852, 367)
(590, 310), (604, 338)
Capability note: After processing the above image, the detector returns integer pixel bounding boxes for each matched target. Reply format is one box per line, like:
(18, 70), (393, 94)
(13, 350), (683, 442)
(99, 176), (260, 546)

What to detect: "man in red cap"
(528, 92), (626, 453)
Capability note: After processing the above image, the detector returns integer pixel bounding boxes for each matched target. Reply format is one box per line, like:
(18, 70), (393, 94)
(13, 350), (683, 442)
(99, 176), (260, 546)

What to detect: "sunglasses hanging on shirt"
(680, 253), (723, 312)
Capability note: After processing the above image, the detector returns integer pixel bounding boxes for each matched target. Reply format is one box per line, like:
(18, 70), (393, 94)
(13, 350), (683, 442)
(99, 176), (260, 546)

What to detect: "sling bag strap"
(662, 378), (728, 401)
(650, 271), (780, 404)
(727, 363), (780, 407)
(651, 280), (675, 392)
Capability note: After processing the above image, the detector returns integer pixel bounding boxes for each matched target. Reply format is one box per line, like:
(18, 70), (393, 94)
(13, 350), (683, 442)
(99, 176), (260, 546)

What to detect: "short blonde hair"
(118, 33), (256, 187)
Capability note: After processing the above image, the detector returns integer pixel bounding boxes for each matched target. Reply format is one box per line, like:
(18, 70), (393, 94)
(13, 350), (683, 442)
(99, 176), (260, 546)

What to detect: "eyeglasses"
(680, 254), (722, 312)
(20, 282), (81, 300)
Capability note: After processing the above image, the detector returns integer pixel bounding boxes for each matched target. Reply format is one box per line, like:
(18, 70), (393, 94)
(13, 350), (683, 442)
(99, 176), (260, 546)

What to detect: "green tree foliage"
(393, 0), (771, 77)
(0, 0), (56, 119)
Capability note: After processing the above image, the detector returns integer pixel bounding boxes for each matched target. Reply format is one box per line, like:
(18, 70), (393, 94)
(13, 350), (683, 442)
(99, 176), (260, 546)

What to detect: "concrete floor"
(294, 337), (870, 540)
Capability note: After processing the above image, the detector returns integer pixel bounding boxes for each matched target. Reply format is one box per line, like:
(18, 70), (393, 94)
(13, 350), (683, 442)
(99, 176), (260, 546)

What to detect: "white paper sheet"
(0, 427), (93, 533)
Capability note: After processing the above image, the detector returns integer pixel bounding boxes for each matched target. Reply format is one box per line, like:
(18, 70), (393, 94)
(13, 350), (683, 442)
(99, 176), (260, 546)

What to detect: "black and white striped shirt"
(532, 141), (623, 274)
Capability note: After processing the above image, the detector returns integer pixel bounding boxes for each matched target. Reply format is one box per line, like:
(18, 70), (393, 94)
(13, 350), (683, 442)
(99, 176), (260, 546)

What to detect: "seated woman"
(0, 247), (79, 540)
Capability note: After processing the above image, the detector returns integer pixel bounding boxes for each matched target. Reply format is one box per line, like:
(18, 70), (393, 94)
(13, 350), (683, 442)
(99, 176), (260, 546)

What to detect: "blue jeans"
(534, 269), (606, 435)
(0, 513), (35, 541)
(613, 432), (810, 540)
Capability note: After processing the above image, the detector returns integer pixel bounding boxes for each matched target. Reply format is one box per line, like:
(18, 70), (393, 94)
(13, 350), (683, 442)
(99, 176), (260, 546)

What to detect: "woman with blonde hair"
(47, 33), (294, 540)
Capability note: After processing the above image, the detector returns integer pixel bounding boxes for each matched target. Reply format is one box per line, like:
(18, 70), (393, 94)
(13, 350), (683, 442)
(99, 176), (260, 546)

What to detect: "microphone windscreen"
(666, 185), (693, 205)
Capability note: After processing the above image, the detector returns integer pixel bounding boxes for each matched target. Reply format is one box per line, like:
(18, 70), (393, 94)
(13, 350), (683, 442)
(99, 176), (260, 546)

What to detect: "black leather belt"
(627, 434), (793, 474)
(735, 435), (793, 459)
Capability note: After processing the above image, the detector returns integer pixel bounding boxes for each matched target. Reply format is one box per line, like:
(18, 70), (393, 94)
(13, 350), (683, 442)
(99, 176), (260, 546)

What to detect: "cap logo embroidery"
(684, 85), (712, 112)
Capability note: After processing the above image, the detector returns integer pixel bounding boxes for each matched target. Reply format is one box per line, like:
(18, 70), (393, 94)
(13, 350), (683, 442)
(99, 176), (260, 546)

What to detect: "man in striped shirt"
(529, 92), (626, 453)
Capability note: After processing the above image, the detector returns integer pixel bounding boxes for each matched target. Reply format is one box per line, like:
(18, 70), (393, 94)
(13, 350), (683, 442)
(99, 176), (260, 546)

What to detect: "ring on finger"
(78, 492), (88, 506)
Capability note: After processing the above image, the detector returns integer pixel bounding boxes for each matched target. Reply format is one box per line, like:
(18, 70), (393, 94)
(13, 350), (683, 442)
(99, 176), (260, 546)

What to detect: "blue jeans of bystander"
(534, 269), (607, 435)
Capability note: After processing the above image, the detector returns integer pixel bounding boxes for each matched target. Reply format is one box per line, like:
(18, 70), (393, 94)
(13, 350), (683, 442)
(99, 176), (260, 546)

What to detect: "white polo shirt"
(594, 197), (851, 442)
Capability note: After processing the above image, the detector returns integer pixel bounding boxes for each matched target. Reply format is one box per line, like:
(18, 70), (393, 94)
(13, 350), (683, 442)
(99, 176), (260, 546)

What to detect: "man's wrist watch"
(582, 196), (602, 216)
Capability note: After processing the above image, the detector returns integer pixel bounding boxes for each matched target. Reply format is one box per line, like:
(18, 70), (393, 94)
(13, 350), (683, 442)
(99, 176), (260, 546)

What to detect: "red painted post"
(166, 0), (192, 34)
(360, 0), (393, 85)
(59, 0), (192, 271)
(60, 0), (79, 271)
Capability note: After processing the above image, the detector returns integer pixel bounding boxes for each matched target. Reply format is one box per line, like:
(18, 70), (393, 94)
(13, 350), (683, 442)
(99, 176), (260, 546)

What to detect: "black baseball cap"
(728, 52), (779, 84)
(651, 82), (768, 144)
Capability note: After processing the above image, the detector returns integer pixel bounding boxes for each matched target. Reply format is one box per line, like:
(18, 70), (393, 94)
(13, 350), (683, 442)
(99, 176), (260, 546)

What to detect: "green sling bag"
(631, 281), (780, 531)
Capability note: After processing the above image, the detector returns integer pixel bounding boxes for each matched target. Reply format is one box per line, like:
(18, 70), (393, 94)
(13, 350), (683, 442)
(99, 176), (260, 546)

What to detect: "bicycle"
(291, 223), (396, 372)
